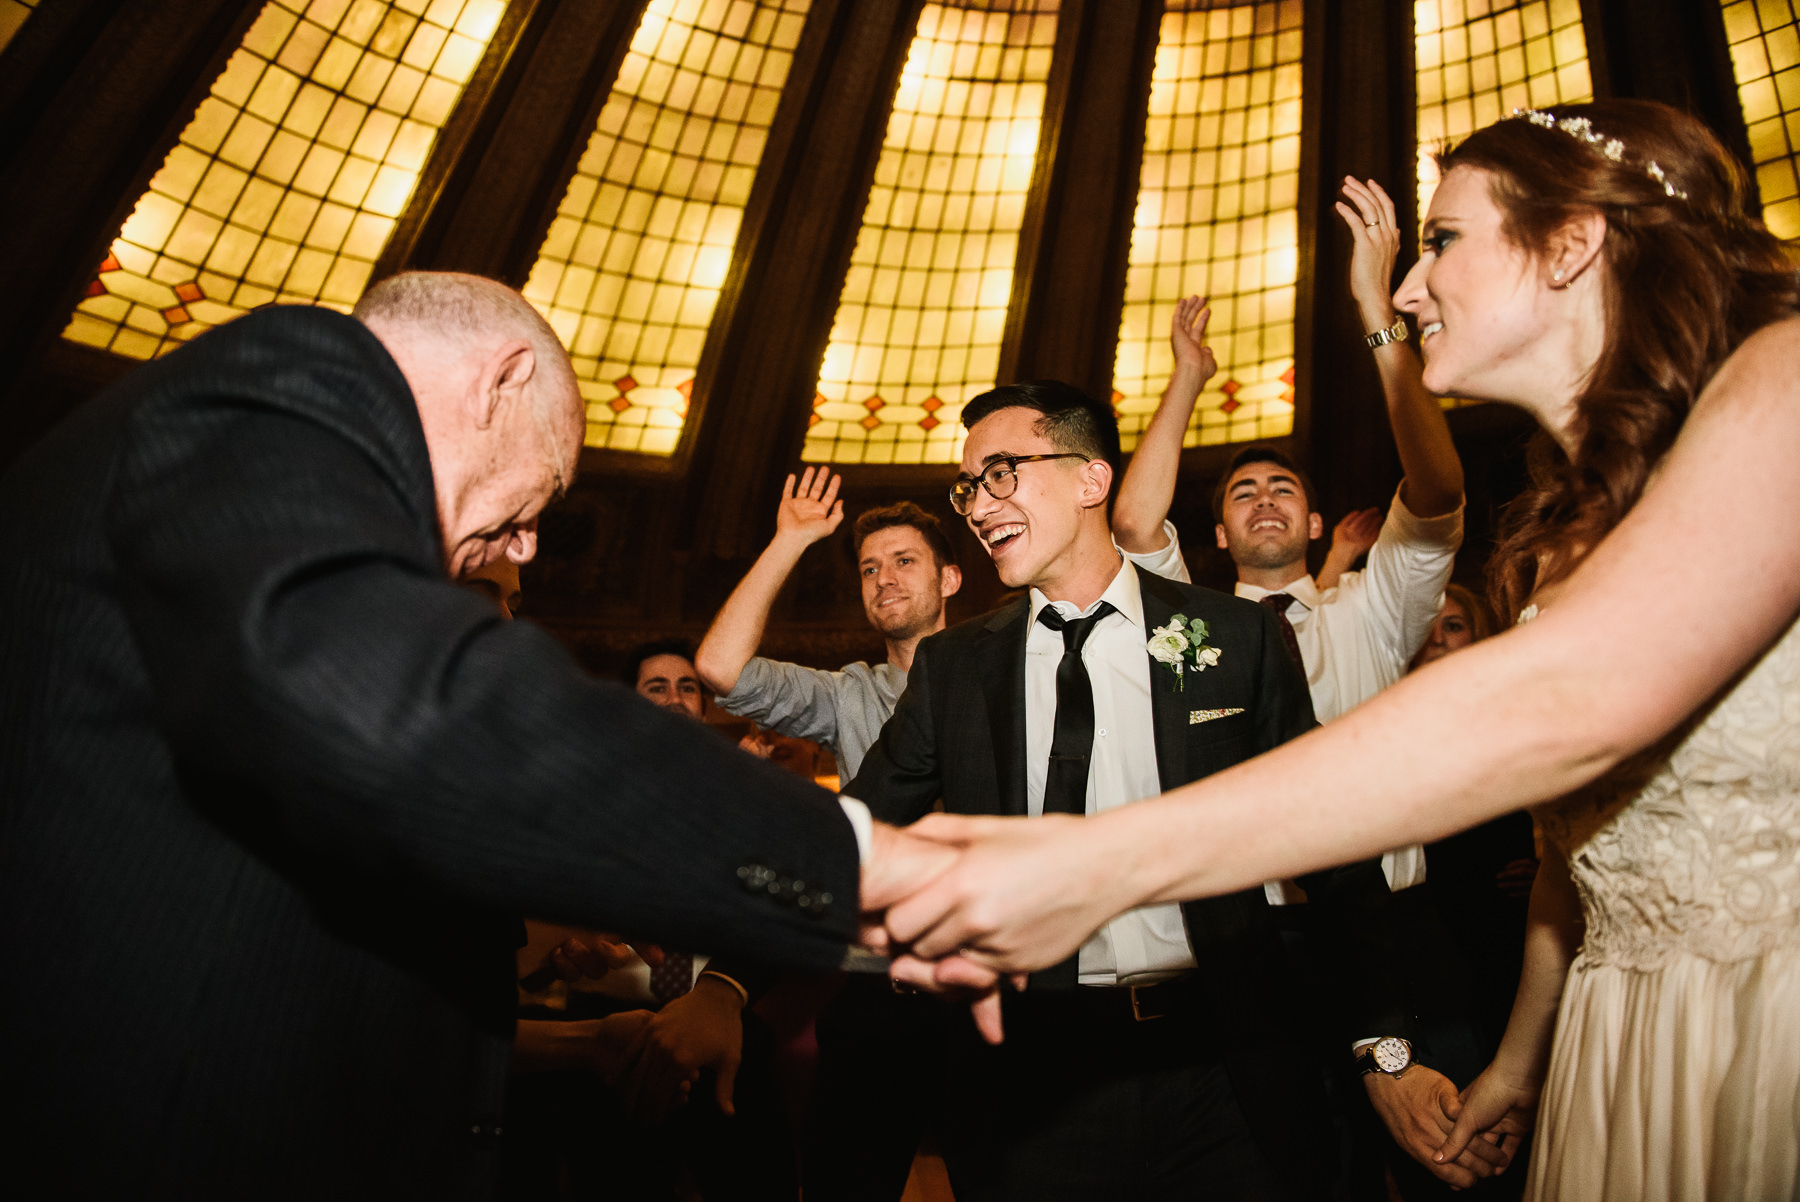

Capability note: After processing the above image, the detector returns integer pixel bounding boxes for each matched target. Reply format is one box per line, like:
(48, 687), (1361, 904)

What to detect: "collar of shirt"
(1028, 553), (1144, 632)
(1232, 573), (1322, 612)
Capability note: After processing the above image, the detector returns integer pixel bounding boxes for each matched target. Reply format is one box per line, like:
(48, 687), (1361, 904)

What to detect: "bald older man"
(0, 273), (938, 1199)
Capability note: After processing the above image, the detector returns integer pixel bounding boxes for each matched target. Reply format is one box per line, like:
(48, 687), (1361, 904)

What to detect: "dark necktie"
(648, 949), (693, 1005)
(1260, 592), (1305, 671)
(1033, 602), (1115, 989)
(1036, 601), (1116, 816)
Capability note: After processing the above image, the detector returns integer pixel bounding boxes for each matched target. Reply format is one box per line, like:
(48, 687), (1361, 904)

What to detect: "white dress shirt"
(1027, 556), (1196, 986)
(1234, 487), (1461, 898)
(1140, 489), (1461, 899)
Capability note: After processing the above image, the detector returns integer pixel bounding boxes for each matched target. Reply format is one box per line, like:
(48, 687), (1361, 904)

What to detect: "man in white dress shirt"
(1112, 258), (1492, 1189)
(848, 381), (1408, 1200)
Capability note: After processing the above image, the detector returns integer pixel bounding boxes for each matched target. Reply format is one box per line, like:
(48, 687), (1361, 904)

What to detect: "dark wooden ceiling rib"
(392, 0), (650, 286)
(1002, 0), (1162, 399)
(0, 0), (262, 465)
(673, 0), (927, 560)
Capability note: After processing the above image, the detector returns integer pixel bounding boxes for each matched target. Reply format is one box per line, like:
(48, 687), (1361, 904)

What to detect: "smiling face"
(1214, 459), (1321, 581)
(957, 406), (1108, 593)
(1395, 165), (1575, 413)
(857, 524), (956, 641)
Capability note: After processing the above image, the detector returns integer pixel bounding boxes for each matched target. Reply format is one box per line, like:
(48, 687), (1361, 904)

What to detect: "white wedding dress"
(1527, 613), (1800, 1199)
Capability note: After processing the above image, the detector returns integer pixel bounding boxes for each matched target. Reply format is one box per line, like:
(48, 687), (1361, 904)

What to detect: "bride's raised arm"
(887, 315), (1800, 972)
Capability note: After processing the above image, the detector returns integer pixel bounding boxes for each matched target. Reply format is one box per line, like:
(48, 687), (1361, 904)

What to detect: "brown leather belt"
(1048, 975), (1199, 1023)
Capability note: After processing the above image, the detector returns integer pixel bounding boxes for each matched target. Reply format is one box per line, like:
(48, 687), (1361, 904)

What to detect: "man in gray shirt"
(693, 470), (963, 1201)
(697, 468), (962, 781)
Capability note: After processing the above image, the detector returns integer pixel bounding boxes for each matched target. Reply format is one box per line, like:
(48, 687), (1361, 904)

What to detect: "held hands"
(858, 813), (1142, 1043)
(775, 466), (844, 549)
(1365, 1065), (1515, 1187)
(618, 974), (748, 1126)
(1435, 1061), (1540, 1181)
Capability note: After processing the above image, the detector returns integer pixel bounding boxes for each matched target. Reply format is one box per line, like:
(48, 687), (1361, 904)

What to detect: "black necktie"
(1260, 592), (1305, 671)
(1036, 602), (1116, 816)
(1033, 601), (1115, 989)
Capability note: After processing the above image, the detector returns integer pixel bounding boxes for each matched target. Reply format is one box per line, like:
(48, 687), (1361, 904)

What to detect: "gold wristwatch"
(1355, 1035), (1414, 1077)
(1364, 315), (1408, 348)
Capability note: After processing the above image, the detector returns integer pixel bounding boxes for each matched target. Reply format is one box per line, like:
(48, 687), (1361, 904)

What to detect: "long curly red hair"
(1434, 101), (1798, 620)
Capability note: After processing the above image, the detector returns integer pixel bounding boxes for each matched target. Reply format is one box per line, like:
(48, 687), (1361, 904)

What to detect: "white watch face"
(1372, 1036), (1410, 1073)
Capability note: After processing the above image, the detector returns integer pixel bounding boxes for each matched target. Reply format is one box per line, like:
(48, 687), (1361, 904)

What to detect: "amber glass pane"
(806, 0), (1058, 466)
(1722, 0), (1800, 238)
(62, 0), (508, 361)
(523, 0), (811, 456)
(1112, 1), (1302, 451)
(1415, 0), (1591, 214)
(0, 0), (38, 57)
(1415, 0), (1589, 408)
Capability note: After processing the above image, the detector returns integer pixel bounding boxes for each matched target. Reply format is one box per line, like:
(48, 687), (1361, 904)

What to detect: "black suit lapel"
(975, 600), (1030, 817)
(1139, 570), (1195, 793)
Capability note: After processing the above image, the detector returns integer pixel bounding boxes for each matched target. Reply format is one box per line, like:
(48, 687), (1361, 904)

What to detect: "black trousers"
(801, 974), (952, 1201)
(937, 985), (1312, 1202)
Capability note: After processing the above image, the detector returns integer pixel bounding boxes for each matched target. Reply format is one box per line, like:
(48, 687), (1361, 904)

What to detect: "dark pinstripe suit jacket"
(0, 307), (859, 1199)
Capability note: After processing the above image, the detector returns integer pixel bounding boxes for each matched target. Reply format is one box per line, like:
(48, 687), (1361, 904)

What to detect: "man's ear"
(1078, 458), (1113, 509)
(1216, 523), (1229, 550)
(470, 339), (537, 430)
(939, 564), (963, 598)
(1546, 209), (1606, 288)
(1307, 512), (1324, 540)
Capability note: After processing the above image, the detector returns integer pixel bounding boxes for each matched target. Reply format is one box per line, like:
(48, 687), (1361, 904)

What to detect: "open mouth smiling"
(983, 523), (1025, 552)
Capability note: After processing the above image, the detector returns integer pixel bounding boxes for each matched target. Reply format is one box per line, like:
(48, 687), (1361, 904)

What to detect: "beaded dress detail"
(1525, 609), (1800, 1200)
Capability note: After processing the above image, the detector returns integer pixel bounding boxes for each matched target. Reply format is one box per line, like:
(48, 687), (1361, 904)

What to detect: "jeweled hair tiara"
(1508, 107), (1689, 200)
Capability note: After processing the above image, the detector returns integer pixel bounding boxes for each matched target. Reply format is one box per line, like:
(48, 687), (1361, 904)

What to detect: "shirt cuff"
(838, 795), (874, 863)
(1385, 483), (1464, 543)
(696, 970), (750, 1006)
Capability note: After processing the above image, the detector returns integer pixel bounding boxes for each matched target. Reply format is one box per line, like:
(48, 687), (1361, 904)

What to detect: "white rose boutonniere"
(1146, 614), (1222, 690)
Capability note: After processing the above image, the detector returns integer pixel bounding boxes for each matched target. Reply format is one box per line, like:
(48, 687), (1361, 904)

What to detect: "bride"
(874, 100), (1800, 1200)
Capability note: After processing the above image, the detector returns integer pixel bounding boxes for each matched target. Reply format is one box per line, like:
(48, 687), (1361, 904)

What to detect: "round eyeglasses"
(949, 453), (1090, 516)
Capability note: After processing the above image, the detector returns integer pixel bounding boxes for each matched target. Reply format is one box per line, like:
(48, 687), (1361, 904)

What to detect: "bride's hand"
(1435, 1061), (1540, 1172)
(882, 811), (1143, 971)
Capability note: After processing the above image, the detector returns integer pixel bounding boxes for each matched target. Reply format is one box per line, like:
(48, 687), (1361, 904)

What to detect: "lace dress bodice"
(1534, 616), (1800, 970)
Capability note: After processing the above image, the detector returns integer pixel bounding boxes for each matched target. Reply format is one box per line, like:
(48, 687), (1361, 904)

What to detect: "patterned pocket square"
(1189, 707), (1246, 725)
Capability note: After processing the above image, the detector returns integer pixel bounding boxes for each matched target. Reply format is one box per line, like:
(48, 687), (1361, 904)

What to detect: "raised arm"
(695, 467), (843, 694)
(1113, 295), (1215, 553)
(884, 317), (1800, 971)
(1338, 178), (1462, 518)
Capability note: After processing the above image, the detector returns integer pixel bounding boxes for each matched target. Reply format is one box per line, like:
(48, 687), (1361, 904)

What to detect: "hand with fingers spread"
(1336, 175), (1405, 331)
(1365, 1065), (1514, 1188)
(775, 466), (845, 548)
(1316, 506), (1383, 591)
(1169, 294), (1217, 386)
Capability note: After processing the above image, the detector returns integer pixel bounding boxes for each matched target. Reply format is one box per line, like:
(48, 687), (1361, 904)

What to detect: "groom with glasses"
(847, 380), (1407, 1200)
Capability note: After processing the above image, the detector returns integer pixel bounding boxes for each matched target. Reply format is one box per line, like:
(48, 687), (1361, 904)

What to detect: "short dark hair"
(1210, 445), (1318, 523)
(852, 501), (957, 570)
(960, 380), (1121, 478)
(623, 639), (696, 687)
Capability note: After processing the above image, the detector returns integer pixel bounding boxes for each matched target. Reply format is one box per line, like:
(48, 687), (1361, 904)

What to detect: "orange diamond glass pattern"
(63, 0), (510, 361)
